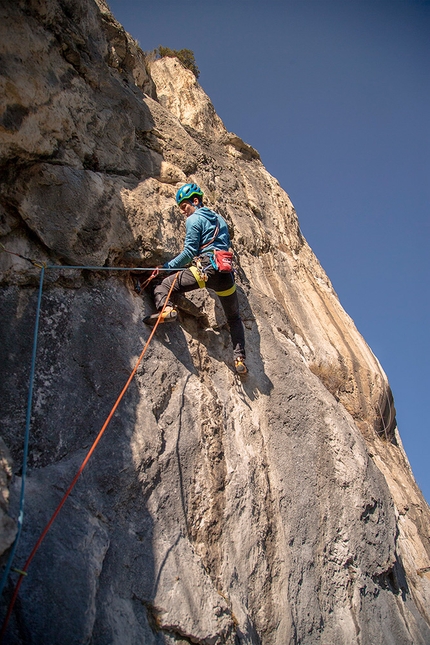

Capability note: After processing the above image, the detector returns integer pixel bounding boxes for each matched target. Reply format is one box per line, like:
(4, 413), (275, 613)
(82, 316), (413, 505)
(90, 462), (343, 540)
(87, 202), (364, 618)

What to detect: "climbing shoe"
(235, 357), (248, 375)
(143, 307), (178, 326)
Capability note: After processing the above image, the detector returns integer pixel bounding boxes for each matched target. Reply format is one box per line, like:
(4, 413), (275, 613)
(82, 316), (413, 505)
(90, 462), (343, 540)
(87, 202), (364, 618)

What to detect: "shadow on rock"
(0, 278), (160, 644)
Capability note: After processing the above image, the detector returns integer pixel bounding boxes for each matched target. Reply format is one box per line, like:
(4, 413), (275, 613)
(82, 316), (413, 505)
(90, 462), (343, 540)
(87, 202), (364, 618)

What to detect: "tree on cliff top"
(153, 46), (200, 78)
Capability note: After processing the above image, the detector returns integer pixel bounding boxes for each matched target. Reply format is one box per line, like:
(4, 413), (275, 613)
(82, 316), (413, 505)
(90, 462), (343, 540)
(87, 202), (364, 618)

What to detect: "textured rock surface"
(0, 439), (16, 557)
(1, 1), (429, 643)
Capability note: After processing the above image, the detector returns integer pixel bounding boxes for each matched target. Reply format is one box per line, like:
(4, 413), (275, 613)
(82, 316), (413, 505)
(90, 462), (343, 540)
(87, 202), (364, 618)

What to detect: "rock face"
(1, 1), (429, 643)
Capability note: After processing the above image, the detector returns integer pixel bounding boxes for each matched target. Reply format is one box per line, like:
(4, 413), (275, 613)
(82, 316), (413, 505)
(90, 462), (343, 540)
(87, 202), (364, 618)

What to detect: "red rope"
(138, 268), (160, 291)
(0, 273), (179, 640)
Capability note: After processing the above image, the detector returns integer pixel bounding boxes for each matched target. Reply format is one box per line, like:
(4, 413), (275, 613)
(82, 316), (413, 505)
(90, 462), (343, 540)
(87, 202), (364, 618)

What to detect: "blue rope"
(45, 265), (183, 271)
(0, 267), (45, 598)
(1, 244), (180, 272)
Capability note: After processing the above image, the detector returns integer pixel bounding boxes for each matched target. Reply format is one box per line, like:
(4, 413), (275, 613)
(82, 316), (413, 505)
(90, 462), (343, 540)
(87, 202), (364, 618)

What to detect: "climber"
(143, 183), (247, 374)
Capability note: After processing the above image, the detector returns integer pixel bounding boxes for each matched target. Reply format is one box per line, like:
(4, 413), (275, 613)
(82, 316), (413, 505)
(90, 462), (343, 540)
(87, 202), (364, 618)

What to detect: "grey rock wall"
(1, 1), (429, 643)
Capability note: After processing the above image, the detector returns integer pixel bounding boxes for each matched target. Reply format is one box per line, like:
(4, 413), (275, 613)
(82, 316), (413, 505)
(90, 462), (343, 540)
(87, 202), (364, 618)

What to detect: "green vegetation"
(148, 46), (200, 79)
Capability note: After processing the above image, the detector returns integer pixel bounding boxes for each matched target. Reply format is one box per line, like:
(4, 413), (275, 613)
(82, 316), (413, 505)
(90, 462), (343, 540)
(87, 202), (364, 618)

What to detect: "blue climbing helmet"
(175, 183), (203, 205)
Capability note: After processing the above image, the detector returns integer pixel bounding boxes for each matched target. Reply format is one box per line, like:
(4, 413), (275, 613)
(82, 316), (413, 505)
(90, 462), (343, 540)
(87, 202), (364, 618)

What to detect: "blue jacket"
(164, 207), (231, 269)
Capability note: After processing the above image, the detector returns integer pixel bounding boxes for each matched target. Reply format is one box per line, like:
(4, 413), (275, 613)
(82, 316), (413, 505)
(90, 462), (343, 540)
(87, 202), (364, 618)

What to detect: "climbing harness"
(190, 252), (235, 292)
(0, 248), (180, 639)
(214, 283), (236, 297)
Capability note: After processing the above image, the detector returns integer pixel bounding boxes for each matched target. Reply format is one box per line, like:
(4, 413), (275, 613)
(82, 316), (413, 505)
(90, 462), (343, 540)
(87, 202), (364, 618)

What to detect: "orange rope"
(138, 268), (160, 291)
(0, 273), (179, 640)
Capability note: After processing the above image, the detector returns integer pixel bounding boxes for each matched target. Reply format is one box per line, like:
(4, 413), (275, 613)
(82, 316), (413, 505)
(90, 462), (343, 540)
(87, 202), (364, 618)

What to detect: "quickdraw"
(193, 257), (209, 282)
(0, 242), (46, 269)
(133, 268), (160, 294)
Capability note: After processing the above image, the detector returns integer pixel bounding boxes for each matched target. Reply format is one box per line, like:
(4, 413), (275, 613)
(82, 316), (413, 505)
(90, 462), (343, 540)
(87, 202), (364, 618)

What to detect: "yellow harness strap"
(215, 284), (236, 297)
(189, 265), (206, 289)
(189, 265), (236, 297)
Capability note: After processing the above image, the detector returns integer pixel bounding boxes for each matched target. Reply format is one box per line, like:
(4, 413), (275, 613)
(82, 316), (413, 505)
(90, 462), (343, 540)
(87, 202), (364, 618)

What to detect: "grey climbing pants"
(154, 261), (246, 359)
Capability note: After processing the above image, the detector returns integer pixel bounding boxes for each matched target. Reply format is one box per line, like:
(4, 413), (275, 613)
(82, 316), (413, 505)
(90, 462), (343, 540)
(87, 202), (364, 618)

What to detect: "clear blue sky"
(107, 0), (430, 503)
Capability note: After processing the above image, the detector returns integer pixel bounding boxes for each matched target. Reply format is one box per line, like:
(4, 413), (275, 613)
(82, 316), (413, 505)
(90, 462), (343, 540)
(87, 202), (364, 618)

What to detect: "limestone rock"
(0, 438), (16, 557)
(149, 57), (226, 140)
(0, 1), (429, 644)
